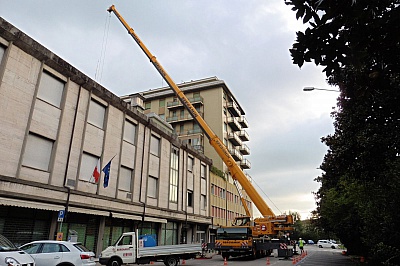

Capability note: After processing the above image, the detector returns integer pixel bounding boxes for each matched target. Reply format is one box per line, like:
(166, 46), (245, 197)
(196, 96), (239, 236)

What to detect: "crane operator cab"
(232, 216), (252, 226)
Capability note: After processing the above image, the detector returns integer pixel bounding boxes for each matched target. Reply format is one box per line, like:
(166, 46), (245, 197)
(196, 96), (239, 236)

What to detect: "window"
(144, 102), (151, 110)
(201, 164), (206, 179)
(150, 135), (160, 156)
(79, 153), (99, 182)
(188, 157), (194, 172)
(169, 148), (179, 203)
(159, 99), (165, 107)
(23, 134), (54, 171)
(201, 195), (206, 210)
(88, 100), (106, 129)
(180, 110), (184, 118)
(119, 166), (133, 191)
(37, 71), (65, 108)
(124, 120), (136, 144)
(148, 176), (158, 198)
(187, 190), (193, 207)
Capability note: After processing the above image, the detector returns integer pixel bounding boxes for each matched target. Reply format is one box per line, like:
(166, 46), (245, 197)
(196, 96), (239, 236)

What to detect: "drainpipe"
(138, 121), (149, 230)
(62, 83), (82, 223)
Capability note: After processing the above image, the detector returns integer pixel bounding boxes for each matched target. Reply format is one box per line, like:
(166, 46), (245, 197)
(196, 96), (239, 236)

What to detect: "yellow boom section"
(108, 5), (275, 218)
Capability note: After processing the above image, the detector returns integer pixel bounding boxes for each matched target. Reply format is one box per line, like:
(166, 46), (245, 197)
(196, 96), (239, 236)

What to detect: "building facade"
(0, 17), (212, 256)
(121, 77), (254, 232)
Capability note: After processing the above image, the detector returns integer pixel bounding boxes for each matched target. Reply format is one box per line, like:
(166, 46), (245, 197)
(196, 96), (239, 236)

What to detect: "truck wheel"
(164, 255), (179, 266)
(107, 258), (122, 266)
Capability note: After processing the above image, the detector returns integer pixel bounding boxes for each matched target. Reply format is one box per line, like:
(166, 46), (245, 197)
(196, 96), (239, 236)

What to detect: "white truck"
(99, 231), (202, 266)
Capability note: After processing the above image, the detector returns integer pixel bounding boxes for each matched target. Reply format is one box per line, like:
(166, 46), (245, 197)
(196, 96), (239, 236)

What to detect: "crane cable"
(252, 177), (283, 214)
(95, 12), (111, 83)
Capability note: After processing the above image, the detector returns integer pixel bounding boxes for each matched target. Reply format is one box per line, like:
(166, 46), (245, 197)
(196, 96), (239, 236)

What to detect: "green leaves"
(287, 0), (400, 262)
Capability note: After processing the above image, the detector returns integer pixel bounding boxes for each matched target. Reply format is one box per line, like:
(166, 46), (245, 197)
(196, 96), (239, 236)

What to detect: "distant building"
(121, 77), (254, 233)
(0, 17), (212, 255)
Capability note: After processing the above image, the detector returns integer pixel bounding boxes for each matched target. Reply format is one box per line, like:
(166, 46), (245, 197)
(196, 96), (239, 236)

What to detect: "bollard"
(182, 259), (186, 265)
(266, 257), (270, 265)
(224, 257), (228, 265)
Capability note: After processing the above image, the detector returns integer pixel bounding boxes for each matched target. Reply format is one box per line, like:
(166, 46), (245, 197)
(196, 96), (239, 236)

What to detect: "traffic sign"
(57, 210), (65, 222)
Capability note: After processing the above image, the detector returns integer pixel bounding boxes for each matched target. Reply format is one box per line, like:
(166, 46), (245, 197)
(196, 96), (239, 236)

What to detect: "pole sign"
(57, 210), (65, 222)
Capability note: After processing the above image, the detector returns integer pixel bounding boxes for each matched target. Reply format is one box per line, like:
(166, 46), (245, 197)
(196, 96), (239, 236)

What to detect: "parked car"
(20, 240), (95, 266)
(317, 239), (339, 249)
(307, 240), (315, 245)
(0, 234), (35, 266)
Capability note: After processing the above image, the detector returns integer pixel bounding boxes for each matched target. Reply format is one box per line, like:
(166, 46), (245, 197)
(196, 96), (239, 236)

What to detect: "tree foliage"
(285, 0), (400, 263)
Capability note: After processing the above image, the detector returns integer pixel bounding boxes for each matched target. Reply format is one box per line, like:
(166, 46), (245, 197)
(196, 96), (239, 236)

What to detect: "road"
(95, 245), (357, 266)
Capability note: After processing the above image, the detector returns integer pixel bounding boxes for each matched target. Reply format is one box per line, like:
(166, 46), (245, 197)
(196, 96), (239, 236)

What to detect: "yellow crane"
(107, 5), (294, 260)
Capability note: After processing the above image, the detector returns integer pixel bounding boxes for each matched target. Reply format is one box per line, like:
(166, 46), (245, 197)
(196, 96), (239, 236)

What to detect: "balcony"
(229, 148), (243, 161)
(166, 112), (203, 124)
(227, 117), (241, 131)
(240, 159), (251, 169)
(238, 116), (249, 128)
(239, 130), (249, 141)
(175, 128), (203, 136)
(167, 96), (203, 109)
(239, 144), (250, 155)
(227, 132), (242, 146)
(227, 102), (240, 117)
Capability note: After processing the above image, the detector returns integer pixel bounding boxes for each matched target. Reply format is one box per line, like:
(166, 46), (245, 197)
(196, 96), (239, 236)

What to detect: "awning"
(68, 207), (109, 217)
(0, 197), (64, 211)
(112, 212), (142, 221)
(144, 216), (167, 224)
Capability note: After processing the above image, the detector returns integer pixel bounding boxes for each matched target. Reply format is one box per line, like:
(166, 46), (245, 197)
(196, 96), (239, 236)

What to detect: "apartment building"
(121, 77), (254, 233)
(0, 17), (212, 256)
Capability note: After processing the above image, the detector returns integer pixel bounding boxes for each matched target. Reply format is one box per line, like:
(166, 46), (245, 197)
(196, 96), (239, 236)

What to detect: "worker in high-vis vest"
(298, 238), (305, 253)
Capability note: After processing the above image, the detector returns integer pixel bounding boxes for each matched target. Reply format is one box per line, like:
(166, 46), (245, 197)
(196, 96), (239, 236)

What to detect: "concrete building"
(121, 78), (254, 235)
(0, 17), (212, 256)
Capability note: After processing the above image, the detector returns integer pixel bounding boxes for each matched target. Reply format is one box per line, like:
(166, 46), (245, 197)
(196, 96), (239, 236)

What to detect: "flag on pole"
(102, 159), (112, 188)
(91, 158), (101, 183)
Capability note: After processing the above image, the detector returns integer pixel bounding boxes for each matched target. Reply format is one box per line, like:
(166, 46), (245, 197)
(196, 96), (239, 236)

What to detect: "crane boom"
(107, 5), (275, 218)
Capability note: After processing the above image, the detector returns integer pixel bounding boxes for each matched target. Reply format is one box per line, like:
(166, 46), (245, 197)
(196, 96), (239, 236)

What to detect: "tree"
(285, 0), (400, 263)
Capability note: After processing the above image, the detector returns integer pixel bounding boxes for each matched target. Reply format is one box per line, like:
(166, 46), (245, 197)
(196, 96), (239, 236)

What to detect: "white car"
(20, 240), (95, 266)
(317, 240), (339, 249)
(0, 234), (35, 266)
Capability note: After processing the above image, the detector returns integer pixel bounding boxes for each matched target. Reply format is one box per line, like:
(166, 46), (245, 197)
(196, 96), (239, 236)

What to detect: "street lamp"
(303, 87), (339, 92)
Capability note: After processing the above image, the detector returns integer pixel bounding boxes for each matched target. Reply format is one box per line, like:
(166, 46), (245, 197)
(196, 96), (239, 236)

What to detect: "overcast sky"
(1, 1), (338, 219)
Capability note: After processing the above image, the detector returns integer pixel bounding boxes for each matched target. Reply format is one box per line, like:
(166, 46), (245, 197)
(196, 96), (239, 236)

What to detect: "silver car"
(0, 234), (35, 266)
(20, 240), (95, 266)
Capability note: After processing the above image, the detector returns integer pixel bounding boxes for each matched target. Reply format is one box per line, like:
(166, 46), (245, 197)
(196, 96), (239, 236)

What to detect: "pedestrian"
(298, 238), (305, 253)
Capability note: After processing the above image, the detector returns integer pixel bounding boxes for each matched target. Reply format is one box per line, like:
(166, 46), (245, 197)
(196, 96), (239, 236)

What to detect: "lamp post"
(303, 87), (339, 92)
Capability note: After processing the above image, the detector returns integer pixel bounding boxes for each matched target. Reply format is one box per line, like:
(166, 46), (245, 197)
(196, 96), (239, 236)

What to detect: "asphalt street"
(95, 244), (357, 266)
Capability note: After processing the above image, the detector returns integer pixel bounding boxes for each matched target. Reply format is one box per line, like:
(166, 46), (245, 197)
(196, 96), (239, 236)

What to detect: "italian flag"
(92, 159), (101, 183)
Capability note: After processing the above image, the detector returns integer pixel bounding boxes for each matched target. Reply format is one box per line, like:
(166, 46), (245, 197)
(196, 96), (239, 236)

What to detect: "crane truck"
(107, 5), (295, 261)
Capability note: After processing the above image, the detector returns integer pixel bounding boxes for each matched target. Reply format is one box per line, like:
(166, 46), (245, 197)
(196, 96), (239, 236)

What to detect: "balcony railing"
(240, 159), (251, 169)
(227, 117), (241, 131)
(239, 144), (250, 155)
(226, 102), (240, 117)
(229, 148), (243, 161)
(166, 112), (203, 123)
(227, 132), (242, 146)
(239, 130), (249, 141)
(238, 116), (249, 128)
(167, 96), (204, 109)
